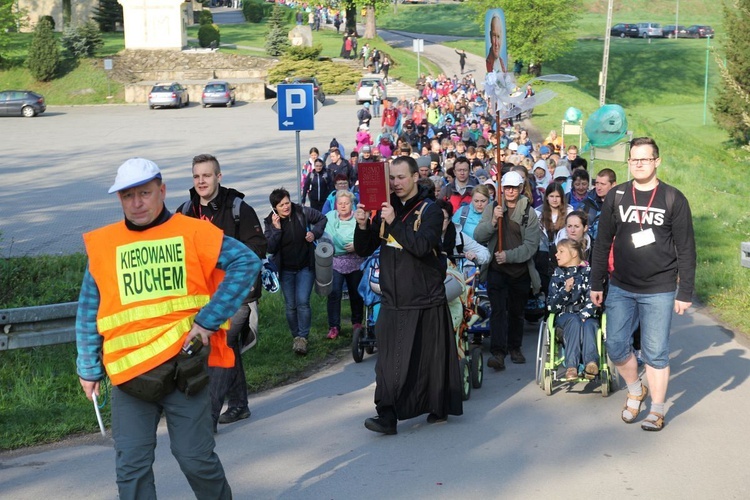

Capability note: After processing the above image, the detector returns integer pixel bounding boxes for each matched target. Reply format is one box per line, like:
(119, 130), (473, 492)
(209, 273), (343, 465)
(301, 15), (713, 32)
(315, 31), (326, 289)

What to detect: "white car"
(356, 76), (387, 105)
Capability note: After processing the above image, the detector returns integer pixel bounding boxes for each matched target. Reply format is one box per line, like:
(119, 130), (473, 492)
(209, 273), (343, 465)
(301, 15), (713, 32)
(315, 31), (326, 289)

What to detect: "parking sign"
(276, 84), (315, 131)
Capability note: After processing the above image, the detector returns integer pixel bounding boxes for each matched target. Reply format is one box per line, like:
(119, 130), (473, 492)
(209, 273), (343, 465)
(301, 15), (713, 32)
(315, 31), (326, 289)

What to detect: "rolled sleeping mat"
(314, 242), (334, 296)
(444, 268), (465, 303)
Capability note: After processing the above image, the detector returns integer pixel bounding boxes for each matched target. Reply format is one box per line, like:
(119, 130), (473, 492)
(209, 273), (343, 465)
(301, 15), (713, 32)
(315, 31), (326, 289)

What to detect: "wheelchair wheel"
(543, 369), (553, 396)
(600, 369), (610, 397)
(471, 347), (483, 389)
(460, 358), (472, 401)
(535, 320), (546, 387)
(351, 326), (365, 363)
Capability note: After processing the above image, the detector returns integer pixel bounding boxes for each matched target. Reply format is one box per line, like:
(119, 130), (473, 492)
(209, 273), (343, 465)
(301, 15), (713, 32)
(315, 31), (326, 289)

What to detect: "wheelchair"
(535, 313), (619, 396)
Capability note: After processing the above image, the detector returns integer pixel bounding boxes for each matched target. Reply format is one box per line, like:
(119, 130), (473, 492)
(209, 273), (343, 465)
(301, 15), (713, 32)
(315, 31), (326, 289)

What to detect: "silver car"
(148, 82), (189, 109)
(637, 22), (663, 38)
(201, 80), (236, 108)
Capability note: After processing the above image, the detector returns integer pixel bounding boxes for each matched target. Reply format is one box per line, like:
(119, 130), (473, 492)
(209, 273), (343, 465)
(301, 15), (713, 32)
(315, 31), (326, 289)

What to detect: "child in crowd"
(547, 238), (599, 380)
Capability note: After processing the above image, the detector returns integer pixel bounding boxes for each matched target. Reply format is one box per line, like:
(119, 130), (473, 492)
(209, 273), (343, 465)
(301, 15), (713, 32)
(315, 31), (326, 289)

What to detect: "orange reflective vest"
(84, 214), (234, 385)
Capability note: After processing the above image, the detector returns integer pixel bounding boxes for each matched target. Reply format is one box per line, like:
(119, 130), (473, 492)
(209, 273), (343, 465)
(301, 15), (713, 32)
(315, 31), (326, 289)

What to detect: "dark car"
(290, 77), (326, 104)
(201, 80), (236, 108)
(148, 82), (189, 109)
(0, 90), (46, 117)
(662, 25), (687, 38)
(610, 23), (640, 38)
(686, 25), (714, 38)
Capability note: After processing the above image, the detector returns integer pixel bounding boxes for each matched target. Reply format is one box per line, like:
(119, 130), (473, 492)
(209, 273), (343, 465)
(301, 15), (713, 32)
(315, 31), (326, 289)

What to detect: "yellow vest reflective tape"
(97, 295), (211, 333)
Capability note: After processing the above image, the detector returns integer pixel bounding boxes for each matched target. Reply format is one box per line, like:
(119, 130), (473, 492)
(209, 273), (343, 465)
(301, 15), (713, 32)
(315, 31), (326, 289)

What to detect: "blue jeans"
(556, 313), (599, 369)
(604, 284), (676, 368)
(280, 267), (315, 338)
(327, 269), (364, 329)
(371, 99), (381, 117)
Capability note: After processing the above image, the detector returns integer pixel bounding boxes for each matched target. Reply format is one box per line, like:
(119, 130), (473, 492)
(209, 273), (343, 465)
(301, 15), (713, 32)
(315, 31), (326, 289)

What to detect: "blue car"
(201, 80), (236, 108)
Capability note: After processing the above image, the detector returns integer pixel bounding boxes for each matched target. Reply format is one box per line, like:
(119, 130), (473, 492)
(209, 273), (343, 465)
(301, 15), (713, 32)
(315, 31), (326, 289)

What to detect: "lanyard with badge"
(631, 182), (658, 249)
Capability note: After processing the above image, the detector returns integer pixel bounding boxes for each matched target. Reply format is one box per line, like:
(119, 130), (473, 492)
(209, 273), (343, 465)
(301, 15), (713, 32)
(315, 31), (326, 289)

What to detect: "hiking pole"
(92, 392), (106, 437)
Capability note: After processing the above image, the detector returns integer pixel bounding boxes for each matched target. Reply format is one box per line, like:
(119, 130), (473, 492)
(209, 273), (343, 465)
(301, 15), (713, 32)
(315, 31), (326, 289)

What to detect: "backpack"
(458, 204), (471, 229)
(180, 196), (242, 239)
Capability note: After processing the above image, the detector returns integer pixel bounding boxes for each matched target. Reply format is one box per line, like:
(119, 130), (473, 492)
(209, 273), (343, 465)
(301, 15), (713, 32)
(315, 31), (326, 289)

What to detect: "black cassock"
(355, 187), (463, 420)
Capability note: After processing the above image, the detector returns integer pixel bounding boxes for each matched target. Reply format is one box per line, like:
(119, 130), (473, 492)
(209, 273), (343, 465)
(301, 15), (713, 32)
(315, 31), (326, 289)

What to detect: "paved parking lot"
(0, 98), (366, 256)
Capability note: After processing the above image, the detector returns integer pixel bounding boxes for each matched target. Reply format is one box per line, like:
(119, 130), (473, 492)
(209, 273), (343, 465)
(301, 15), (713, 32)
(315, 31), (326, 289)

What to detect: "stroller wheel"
(471, 347), (483, 389)
(352, 326), (365, 363)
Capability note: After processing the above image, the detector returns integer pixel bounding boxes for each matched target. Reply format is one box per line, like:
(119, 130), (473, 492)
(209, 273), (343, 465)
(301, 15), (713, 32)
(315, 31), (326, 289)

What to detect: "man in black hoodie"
(177, 154), (268, 430)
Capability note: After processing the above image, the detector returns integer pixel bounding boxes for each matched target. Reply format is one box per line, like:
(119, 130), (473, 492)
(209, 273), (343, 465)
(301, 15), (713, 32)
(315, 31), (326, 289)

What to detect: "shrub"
(198, 23), (221, 48)
(27, 18), (60, 82)
(243, 0), (265, 23)
(199, 9), (214, 25)
(285, 44), (323, 61)
(61, 21), (104, 58)
(268, 60), (361, 95)
(39, 15), (55, 31)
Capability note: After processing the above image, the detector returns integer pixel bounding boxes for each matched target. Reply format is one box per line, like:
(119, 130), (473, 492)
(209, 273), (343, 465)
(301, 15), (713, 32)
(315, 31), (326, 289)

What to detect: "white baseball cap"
(108, 158), (162, 194)
(501, 171), (525, 187)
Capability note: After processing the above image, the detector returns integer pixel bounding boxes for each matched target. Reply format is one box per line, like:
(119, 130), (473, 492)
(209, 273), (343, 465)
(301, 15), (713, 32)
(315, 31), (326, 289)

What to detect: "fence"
(0, 302), (77, 350)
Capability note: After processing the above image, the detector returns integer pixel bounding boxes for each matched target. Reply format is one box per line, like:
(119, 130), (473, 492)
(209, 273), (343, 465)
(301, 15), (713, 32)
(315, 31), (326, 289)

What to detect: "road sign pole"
(296, 130), (302, 204)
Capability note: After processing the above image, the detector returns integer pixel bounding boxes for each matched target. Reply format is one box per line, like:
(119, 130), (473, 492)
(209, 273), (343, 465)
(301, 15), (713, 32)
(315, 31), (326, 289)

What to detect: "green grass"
(0, 291), (355, 450)
(376, 4), (481, 37)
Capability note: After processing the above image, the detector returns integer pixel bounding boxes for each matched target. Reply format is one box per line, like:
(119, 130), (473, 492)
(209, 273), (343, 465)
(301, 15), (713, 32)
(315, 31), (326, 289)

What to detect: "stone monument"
(288, 25), (313, 47)
(118, 0), (188, 50)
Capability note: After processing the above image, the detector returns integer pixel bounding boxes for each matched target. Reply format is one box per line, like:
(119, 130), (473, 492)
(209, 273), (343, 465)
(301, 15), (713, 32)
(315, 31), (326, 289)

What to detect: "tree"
(61, 21), (104, 58)
(265, 4), (290, 57)
(27, 18), (61, 81)
(346, 0), (391, 40)
(467, 0), (581, 76)
(92, 0), (124, 33)
(0, 0), (26, 63)
(713, 0), (750, 144)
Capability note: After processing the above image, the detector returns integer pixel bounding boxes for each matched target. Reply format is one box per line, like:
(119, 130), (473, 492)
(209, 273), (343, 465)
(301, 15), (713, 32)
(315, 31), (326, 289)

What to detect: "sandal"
(565, 367), (578, 380)
(641, 412), (665, 431)
(621, 384), (649, 423)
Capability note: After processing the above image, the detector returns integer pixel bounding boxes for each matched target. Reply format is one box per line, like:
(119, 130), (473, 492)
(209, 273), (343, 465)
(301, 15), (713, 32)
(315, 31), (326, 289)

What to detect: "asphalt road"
(2, 25), (749, 500)
(0, 98), (370, 257)
(2, 309), (750, 498)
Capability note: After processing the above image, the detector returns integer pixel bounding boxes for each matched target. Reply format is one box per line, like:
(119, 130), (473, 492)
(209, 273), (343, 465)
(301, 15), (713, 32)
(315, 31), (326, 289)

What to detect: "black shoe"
(487, 354), (505, 371)
(510, 349), (526, 364)
(364, 416), (397, 435)
(219, 406), (251, 424)
(426, 413), (447, 424)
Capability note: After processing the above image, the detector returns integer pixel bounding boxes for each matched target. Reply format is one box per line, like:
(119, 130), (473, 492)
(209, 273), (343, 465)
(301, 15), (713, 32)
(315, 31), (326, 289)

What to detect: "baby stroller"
(352, 249), (380, 362)
(448, 257), (485, 400)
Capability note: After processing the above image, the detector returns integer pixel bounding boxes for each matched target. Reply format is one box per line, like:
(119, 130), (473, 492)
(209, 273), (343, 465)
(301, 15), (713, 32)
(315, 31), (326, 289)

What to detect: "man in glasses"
(438, 156), (478, 212)
(590, 137), (696, 432)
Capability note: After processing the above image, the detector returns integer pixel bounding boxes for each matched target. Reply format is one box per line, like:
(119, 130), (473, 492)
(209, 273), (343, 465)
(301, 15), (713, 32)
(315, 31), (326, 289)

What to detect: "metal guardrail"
(0, 302), (77, 350)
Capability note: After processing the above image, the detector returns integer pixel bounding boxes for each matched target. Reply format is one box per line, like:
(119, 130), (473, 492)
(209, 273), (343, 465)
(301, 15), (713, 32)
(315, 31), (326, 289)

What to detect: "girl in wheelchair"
(547, 238), (600, 380)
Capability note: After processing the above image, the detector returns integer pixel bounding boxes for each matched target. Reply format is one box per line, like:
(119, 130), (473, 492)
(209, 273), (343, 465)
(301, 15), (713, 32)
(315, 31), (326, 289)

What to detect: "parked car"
(662, 25), (688, 38)
(201, 80), (236, 108)
(637, 22), (663, 38)
(355, 76), (387, 105)
(0, 90), (46, 117)
(290, 76), (326, 104)
(148, 82), (189, 109)
(686, 25), (714, 38)
(610, 23), (640, 38)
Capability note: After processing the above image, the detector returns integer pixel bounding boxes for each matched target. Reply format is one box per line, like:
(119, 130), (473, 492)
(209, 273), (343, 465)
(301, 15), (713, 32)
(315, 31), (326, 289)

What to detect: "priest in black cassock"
(354, 156), (463, 435)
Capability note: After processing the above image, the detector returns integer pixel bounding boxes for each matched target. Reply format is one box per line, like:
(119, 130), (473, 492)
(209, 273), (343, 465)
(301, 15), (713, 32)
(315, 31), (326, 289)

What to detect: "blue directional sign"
(276, 84), (315, 131)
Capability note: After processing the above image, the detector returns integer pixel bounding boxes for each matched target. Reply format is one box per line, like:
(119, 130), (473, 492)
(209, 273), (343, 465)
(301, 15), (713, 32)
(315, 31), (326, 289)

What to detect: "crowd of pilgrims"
(284, 74), (613, 376)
